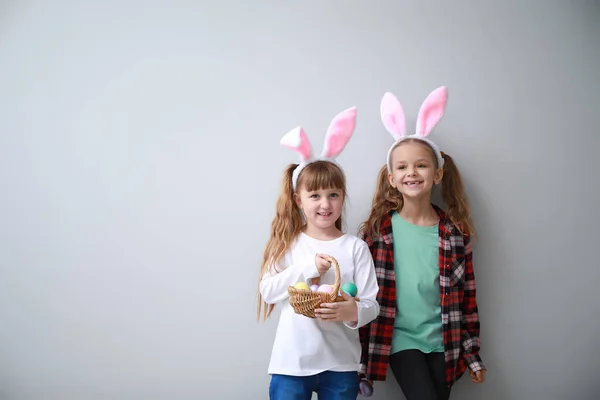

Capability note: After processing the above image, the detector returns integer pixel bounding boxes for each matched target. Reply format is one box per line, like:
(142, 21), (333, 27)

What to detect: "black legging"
(389, 350), (451, 400)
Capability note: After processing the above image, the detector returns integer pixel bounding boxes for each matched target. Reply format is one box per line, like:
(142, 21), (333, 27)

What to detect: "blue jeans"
(269, 371), (358, 400)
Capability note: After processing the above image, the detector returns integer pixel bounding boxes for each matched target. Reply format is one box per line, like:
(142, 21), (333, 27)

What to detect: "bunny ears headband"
(280, 107), (357, 190)
(381, 86), (448, 172)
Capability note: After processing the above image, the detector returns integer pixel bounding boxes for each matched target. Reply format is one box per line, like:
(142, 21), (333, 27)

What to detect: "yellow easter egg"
(294, 282), (310, 291)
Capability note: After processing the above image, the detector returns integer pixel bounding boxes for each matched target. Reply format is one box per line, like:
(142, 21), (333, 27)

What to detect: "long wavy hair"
(358, 139), (474, 239)
(256, 161), (347, 321)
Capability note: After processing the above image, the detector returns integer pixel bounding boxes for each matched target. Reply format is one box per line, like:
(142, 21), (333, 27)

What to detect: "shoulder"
(361, 213), (394, 245)
(340, 233), (368, 249)
(433, 204), (465, 239)
(335, 234), (372, 258)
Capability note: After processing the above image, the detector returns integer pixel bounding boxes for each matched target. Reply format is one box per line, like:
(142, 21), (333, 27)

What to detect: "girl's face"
(295, 187), (344, 232)
(388, 141), (443, 200)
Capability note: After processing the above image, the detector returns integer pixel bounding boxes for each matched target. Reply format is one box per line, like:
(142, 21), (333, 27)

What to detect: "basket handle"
(323, 255), (341, 295)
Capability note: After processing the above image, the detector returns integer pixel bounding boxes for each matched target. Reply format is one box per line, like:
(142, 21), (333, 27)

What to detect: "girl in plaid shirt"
(357, 87), (486, 400)
(257, 107), (380, 400)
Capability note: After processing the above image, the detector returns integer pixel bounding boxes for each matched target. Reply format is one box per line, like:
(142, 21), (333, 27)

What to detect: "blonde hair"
(256, 161), (347, 321)
(358, 139), (474, 239)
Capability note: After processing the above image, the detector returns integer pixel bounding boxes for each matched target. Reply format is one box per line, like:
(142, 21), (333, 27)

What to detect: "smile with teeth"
(318, 212), (333, 217)
(404, 181), (423, 187)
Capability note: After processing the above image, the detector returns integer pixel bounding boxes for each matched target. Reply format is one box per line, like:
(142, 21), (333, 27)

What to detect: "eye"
(309, 193), (319, 199)
(397, 165), (406, 170)
(418, 164), (428, 168)
(330, 193), (340, 198)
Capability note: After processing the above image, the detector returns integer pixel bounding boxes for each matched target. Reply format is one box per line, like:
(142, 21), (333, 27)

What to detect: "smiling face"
(388, 140), (443, 200)
(295, 187), (344, 231)
(293, 161), (346, 234)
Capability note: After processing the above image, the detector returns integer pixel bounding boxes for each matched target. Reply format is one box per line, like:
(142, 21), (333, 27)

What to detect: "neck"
(399, 196), (438, 226)
(304, 224), (343, 241)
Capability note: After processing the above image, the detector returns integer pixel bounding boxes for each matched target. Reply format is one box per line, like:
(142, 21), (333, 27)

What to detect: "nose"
(320, 197), (332, 209)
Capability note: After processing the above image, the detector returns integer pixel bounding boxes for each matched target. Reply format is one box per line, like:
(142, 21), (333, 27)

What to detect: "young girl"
(257, 107), (380, 400)
(358, 87), (486, 400)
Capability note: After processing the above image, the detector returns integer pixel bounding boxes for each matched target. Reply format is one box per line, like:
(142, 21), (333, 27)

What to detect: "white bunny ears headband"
(280, 107), (357, 190)
(381, 86), (448, 172)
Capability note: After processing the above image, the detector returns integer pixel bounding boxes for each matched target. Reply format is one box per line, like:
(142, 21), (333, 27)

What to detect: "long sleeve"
(259, 254), (320, 305)
(344, 241), (380, 330)
(461, 233), (486, 372)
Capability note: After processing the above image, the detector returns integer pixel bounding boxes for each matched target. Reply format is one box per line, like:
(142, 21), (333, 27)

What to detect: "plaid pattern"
(359, 205), (485, 387)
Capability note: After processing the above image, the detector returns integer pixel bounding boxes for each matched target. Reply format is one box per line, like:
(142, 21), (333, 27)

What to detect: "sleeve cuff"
(301, 255), (319, 280)
(343, 320), (359, 329)
(343, 301), (367, 330)
(465, 353), (486, 372)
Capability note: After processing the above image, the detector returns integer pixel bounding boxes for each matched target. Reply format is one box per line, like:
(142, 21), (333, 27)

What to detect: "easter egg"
(341, 282), (358, 297)
(309, 284), (319, 292)
(317, 284), (333, 293)
(294, 282), (310, 291)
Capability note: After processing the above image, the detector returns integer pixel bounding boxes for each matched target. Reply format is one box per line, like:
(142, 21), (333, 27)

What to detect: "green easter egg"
(341, 282), (358, 297)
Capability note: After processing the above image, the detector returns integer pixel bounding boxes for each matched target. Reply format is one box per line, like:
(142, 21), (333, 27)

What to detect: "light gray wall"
(1, 1), (598, 399)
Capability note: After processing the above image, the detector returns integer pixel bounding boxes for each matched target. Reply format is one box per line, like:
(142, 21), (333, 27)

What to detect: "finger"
(477, 371), (485, 382)
(319, 303), (339, 309)
(316, 313), (339, 321)
(340, 291), (354, 301)
(315, 308), (339, 315)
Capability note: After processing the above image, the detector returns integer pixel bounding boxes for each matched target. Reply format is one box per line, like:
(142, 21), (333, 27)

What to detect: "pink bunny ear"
(321, 106), (357, 159)
(280, 127), (312, 163)
(381, 92), (406, 140)
(415, 86), (448, 137)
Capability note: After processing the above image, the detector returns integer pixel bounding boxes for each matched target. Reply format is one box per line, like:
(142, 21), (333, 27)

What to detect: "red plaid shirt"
(359, 205), (485, 387)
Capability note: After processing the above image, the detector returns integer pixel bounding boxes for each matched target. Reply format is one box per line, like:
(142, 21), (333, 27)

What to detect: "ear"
(415, 86), (448, 137)
(434, 167), (444, 184)
(321, 107), (357, 159)
(293, 192), (302, 208)
(280, 127), (312, 163)
(387, 171), (397, 188)
(381, 92), (406, 140)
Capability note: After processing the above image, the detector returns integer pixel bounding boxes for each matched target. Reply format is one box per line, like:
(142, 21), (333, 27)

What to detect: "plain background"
(1, 1), (599, 399)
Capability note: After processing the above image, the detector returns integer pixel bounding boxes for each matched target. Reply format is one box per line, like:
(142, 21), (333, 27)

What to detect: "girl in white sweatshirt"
(257, 107), (379, 400)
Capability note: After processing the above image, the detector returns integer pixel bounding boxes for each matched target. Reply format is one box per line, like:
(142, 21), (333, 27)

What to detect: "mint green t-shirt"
(391, 211), (444, 354)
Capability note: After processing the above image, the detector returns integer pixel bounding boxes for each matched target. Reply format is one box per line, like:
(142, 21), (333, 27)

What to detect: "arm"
(358, 231), (374, 377)
(461, 233), (486, 372)
(344, 241), (380, 329)
(259, 255), (320, 305)
(358, 322), (371, 372)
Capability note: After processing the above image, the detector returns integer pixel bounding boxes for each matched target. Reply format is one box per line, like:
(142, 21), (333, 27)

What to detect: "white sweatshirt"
(260, 232), (380, 376)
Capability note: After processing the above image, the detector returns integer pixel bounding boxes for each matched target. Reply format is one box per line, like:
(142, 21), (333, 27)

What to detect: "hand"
(315, 254), (332, 276)
(469, 369), (486, 383)
(358, 379), (374, 397)
(314, 291), (358, 323)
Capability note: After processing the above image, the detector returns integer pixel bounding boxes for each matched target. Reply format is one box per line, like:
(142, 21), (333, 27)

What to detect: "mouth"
(403, 180), (423, 188)
(317, 212), (333, 217)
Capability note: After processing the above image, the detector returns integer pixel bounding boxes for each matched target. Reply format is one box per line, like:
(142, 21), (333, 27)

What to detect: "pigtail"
(358, 165), (403, 240)
(256, 164), (305, 322)
(441, 152), (475, 237)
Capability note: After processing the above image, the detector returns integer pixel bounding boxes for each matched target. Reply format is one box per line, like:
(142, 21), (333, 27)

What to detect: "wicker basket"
(287, 255), (359, 318)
